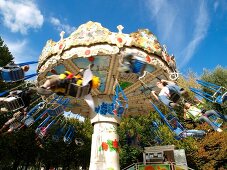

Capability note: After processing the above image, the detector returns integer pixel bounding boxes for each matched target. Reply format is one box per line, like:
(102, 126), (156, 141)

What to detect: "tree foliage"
(0, 36), (14, 67)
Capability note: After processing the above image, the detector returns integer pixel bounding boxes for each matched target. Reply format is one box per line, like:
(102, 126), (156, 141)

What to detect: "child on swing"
(151, 79), (187, 108)
(34, 67), (100, 96)
(0, 88), (35, 113)
(183, 102), (227, 132)
(0, 62), (30, 82)
(0, 108), (27, 134)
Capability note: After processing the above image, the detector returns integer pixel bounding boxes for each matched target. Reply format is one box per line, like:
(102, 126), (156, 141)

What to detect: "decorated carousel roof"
(37, 21), (176, 117)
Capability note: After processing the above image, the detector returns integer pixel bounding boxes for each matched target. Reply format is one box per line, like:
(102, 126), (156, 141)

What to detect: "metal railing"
(122, 162), (195, 170)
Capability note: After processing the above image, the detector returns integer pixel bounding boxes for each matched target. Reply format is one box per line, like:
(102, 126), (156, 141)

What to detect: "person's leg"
(0, 124), (7, 133)
(167, 84), (181, 94)
(184, 129), (206, 138)
(158, 95), (177, 108)
(0, 107), (8, 113)
(0, 97), (7, 102)
(167, 84), (189, 97)
(204, 110), (227, 121)
(198, 115), (221, 132)
(42, 75), (60, 89)
(31, 75), (60, 95)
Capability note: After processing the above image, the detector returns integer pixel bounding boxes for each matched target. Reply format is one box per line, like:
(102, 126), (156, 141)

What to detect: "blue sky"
(0, 0), (226, 76)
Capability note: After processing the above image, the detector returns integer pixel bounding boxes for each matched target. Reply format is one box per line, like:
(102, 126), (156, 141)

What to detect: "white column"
(89, 113), (121, 170)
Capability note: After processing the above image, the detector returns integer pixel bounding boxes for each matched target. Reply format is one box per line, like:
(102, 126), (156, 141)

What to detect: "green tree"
(0, 36), (16, 92)
(0, 36), (14, 67)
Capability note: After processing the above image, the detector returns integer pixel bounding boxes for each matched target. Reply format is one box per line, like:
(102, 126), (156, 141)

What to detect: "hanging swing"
(63, 125), (75, 145)
(52, 67), (94, 98)
(52, 120), (67, 142)
(156, 76), (181, 103)
(1, 95), (25, 112)
(190, 80), (227, 104)
(0, 61), (38, 83)
(37, 115), (63, 139)
(206, 114), (223, 128)
(75, 138), (84, 146)
(24, 95), (60, 127)
(112, 79), (128, 117)
(46, 98), (70, 116)
(140, 81), (205, 140)
(119, 54), (146, 76)
(150, 121), (163, 144)
(22, 101), (45, 127)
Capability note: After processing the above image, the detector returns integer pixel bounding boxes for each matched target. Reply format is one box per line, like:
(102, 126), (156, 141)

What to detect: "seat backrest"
(169, 91), (181, 103)
(67, 83), (91, 98)
(3, 96), (25, 112)
(1, 67), (24, 82)
(208, 114), (223, 127)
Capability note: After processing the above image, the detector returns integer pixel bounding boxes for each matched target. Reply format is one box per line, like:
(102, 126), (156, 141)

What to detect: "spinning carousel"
(36, 21), (177, 170)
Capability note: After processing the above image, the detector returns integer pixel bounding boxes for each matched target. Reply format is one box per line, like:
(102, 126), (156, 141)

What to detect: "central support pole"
(89, 99), (121, 170)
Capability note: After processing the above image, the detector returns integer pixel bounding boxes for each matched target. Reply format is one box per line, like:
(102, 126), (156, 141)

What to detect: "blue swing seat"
(46, 105), (64, 116)
(167, 116), (185, 139)
(52, 127), (65, 142)
(190, 80), (227, 104)
(208, 114), (223, 128)
(23, 116), (35, 127)
(63, 126), (75, 145)
(0, 66), (24, 83)
(131, 58), (146, 75)
(112, 84), (128, 117)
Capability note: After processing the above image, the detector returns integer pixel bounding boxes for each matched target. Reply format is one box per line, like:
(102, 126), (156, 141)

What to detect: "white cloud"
(50, 17), (76, 35)
(0, 0), (44, 34)
(144, 0), (210, 68)
(180, 1), (209, 67)
(214, 1), (219, 12)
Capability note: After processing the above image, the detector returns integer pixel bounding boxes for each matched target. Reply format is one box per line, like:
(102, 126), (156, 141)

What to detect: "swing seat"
(64, 126), (74, 144)
(75, 138), (84, 146)
(52, 127), (64, 142)
(0, 67), (24, 82)
(154, 136), (162, 144)
(208, 114), (223, 128)
(3, 96), (25, 112)
(215, 96), (223, 105)
(52, 134), (60, 142)
(9, 121), (22, 131)
(169, 91), (181, 103)
(221, 92), (227, 103)
(47, 105), (64, 116)
(117, 106), (125, 115)
(35, 128), (41, 135)
(168, 117), (185, 137)
(131, 58), (146, 75)
(38, 130), (47, 139)
(63, 136), (72, 145)
(113, 105), (125, 116)
(66, 83), (91, 98)
(23, 116), (34, 127)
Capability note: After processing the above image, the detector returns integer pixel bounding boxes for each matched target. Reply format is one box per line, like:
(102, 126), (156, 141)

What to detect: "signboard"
(173, 149), (187, 168)
(138, 164), (171, 170)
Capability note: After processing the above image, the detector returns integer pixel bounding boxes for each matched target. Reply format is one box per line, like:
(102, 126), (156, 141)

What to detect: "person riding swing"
(0, 61), (30, 83)
(35, 70), (100, 98)
(151, 79), (188, 108)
